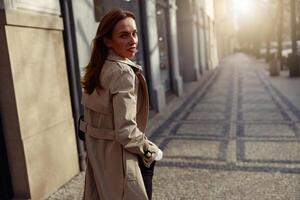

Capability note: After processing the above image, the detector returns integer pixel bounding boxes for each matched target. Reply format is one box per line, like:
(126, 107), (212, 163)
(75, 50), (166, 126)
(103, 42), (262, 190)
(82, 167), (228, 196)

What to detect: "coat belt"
(79, 119), (116, 140)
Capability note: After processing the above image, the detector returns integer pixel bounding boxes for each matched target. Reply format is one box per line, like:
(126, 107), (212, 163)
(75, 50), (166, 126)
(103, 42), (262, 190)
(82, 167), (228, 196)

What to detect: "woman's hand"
(143, 141), (163, 168)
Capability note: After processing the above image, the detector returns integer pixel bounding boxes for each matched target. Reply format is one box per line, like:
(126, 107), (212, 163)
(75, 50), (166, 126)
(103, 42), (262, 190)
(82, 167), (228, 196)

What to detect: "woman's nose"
(129, 34), (137, 44)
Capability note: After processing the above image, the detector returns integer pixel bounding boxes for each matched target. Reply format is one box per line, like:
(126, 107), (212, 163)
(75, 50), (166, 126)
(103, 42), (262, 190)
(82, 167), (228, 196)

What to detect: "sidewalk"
(256, 58), (300, 124)
(262, 66), (300, 115)
(48, 53), (300, 200)
(151, 54), (300, 199)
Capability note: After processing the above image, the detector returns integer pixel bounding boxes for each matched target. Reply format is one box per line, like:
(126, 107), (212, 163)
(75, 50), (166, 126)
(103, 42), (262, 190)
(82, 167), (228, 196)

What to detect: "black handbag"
(77, 115), (85, 141)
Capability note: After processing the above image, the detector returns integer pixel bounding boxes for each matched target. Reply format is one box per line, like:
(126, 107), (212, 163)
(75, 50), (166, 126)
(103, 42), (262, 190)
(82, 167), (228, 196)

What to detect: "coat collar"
(107, 50), (142, 71)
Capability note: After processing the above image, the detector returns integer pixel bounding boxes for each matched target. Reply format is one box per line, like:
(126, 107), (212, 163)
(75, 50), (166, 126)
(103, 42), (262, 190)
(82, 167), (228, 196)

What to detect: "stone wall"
(0, 1), (79, 199)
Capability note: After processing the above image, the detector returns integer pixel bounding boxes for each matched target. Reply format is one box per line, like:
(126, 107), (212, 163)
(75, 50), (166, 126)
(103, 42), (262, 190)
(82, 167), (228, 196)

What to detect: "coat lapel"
(107, 53), (142, 72)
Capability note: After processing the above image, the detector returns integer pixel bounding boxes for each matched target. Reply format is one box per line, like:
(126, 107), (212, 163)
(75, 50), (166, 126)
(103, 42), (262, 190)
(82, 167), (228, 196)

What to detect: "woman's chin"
(127, 53), (136, 59)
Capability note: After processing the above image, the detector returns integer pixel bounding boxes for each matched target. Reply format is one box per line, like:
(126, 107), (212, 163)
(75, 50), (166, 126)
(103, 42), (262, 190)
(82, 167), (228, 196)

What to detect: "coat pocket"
(124, 150), (138, 181)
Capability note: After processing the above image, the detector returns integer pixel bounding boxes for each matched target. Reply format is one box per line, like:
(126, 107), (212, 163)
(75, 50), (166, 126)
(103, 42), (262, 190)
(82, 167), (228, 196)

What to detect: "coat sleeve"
(110, 66), (149, 156)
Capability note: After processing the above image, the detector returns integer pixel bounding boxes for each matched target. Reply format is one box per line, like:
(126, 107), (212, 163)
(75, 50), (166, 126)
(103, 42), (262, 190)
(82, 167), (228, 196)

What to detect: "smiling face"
(105, 17), (138, 59)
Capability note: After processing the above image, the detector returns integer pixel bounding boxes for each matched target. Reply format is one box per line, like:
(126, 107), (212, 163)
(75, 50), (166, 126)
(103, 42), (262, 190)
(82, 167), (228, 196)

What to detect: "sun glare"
(233, 0), (254, 16)
(232, 0), (255, 30)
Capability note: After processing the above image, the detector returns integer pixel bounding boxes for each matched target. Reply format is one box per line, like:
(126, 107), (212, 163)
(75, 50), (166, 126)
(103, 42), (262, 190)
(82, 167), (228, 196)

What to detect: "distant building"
(214, 0), (236, 60)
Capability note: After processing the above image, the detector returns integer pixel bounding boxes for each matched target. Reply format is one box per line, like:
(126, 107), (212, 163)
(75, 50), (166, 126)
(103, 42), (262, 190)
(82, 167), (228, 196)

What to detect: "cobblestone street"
(48, 53), (300, 200)
(151, 53), (300, 199)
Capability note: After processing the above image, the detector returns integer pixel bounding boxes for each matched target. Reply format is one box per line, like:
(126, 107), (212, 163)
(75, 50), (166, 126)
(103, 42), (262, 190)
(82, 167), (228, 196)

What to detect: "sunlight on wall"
(204, 0), (215, 20)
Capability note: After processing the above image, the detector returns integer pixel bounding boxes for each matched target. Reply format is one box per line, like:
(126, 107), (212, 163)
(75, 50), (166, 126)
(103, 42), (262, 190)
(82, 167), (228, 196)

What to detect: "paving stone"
(241, 123), (295, 137)
(201, 96), (228, 103)
(295, 122), (300, 130)
(241, 84), (263, 89)
(194, 103), (227, 112)
(177, 123), (224, 136)
(186, 112), (226, 121)
(243, 141), (300, 162)
(205, 90), (229, 97)
(200, 99), (228, 104)
(241, 103), (279, 111)
(163, 139), (221, 159)
(209, 86), (230, 91)
(226, 139), (237, 162)
(242, 94), (273, 101)
(241, 89), (266, 94)
(242, 111), (286, 121)
(213, 80), (231, 86)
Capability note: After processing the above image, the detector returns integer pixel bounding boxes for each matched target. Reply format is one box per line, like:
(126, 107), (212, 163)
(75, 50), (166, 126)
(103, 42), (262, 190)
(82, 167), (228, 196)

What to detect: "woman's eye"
(119, 32), (137, 39)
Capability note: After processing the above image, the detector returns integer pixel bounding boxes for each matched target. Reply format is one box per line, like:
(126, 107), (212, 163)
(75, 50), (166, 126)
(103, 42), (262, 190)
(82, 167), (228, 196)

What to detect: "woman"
(80, 9), (162, 200)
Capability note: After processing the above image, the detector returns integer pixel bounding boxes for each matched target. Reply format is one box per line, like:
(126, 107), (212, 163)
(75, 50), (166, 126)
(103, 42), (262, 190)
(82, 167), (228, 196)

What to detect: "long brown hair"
(82, 9), (135, 94)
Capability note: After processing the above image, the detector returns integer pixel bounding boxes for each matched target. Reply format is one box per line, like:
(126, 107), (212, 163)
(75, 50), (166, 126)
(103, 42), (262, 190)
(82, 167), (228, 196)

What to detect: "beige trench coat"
(81, 52), (151, 200)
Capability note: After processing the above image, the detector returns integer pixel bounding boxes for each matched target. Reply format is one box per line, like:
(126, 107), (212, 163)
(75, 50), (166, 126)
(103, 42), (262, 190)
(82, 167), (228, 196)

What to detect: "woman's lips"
(127, 47), (137, 53)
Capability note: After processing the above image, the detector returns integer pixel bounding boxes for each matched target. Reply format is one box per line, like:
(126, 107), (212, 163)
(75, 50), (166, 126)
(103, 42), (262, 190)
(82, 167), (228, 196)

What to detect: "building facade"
(0, 0), (229, 199)
(214, 0), (236, 60)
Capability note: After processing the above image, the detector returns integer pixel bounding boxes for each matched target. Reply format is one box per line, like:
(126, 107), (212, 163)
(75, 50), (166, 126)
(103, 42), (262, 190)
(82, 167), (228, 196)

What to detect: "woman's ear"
(103, 37), (112, 47)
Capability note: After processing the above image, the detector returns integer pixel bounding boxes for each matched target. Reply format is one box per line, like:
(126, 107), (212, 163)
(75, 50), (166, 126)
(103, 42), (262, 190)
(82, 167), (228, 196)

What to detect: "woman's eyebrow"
(118, 30), (137, 34)
(118, 31), (130, 34)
